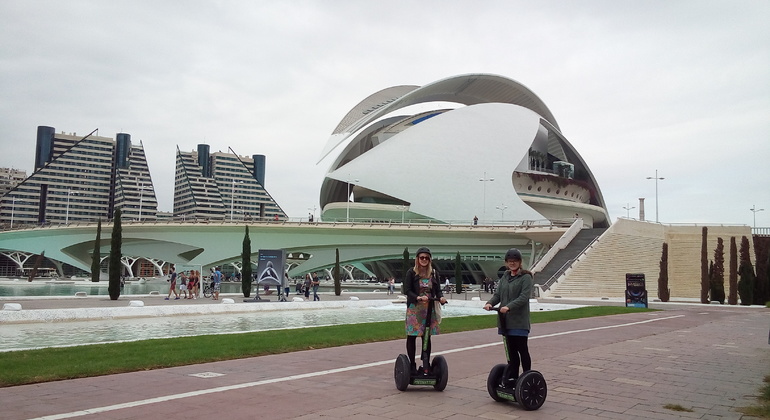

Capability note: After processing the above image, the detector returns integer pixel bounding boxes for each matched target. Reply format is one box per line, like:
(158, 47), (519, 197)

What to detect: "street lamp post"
(479, 172), (495, 223)
(231, 179), (244, 221)
(750, 205), (764, 228)
(346, 175), (358, 223)
(495, 203), (508, 221)
(622, 203), (636, 219)
(396, 205), (406, 223)
(646, 170), (665, 223)
(65, 188), (73, 225)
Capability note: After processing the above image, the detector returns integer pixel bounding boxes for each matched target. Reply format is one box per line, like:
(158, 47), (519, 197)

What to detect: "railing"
(0, 218), (577, 231)
(538, 235), (601, 292)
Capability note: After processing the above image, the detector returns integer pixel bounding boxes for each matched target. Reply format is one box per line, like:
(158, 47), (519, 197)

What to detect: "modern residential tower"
(173, 145), (285, 222)
(0, 126), (157, 227)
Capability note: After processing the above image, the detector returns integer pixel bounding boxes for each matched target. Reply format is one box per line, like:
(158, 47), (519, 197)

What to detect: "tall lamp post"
(230, 179), (244, 221)
(65, 188), (74, 224)
(137, 182), (152, 222)
(750, 205), (764, 228)
(495, 203), (508, 221)
(646, 170), (665, 223)
(622, 203), (636, 219)
(479, 172), (495, 223)
(346, 175), (358, 223)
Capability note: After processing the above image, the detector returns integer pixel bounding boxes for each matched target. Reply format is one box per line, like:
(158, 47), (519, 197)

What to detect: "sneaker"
(164, 297), (169, 300)
(174, 297), (180, 300)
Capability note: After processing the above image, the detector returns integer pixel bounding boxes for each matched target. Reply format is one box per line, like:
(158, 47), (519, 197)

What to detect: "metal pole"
(138, 182), (144, 222)
(646, 170), (664, 223)
(623, 203), (636, 218)
(750, 205), (765, 228)
(479, 172), (494, 223)
(66, 189), (71, 225)
(230, 179), (235, 221)
(11, 197), (15, 229)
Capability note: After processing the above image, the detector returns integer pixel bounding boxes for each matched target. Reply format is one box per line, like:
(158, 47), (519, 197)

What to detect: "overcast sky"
(1, 0), (768, 226)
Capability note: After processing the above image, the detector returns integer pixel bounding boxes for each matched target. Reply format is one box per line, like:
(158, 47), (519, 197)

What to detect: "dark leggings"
(505, 335), (531, 377)
(406, 335), (431, 366)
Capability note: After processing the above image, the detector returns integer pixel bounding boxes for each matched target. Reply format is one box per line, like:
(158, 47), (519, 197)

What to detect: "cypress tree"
(728, 237), (738, 305)
(710, 238), (725, 304)
(700, 226), (709, 303)
(241, 226), (252, 298)
(454, 252), (463, 293)
(108, 208), (122, 300)
(91, 219), (102, 282)
(334, 248), (341, 296)
(657, 242), (670, 302)
(752, 236), (770, 305)
(737, 236), (755, 305)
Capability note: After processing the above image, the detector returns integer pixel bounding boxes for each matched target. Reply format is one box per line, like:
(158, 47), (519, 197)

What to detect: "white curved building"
(319, 74), (609, 228)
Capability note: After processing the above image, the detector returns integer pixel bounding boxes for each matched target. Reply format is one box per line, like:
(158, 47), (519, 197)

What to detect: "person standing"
(483, 248), (533, 383)
(179, 271), (189, 299)
(311, 272), (321, 301)
(165, 266), (179, 300)
(212, 266), (223, 300)
(303, 273), (311, 299)
(403, 247), (447, 374)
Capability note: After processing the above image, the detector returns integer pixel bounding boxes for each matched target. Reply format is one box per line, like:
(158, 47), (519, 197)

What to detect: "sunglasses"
(418, 256), (431, 261)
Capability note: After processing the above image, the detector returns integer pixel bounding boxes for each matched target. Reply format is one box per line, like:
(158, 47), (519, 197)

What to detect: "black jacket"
(404, 267), (444, 305)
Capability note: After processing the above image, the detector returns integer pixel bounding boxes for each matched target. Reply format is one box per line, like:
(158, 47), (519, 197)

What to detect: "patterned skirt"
(405, 301), (440, 336)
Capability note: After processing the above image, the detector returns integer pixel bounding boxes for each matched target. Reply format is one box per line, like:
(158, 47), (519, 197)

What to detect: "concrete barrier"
(221, 298), (235, 304)
(128, 300), (144, 307)
(3, 303), (22, 311)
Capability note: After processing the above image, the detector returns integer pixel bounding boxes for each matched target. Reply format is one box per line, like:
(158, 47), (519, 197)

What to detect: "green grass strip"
(0, 306), (650, 387)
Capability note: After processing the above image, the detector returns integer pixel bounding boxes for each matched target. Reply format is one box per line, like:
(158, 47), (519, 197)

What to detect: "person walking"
(165, 266), (180, 300)
(403, 247), (447, 374)
(483, 248), (533, 383)
(311, 272), (321, 301)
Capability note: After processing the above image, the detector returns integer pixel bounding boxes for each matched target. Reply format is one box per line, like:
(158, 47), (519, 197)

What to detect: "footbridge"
(0, 219), (574, 279)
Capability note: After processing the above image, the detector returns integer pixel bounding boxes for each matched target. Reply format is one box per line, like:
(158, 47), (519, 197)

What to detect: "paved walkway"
(0, 297), (768, 419)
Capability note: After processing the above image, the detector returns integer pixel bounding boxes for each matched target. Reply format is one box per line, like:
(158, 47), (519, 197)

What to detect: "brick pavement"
(0, 300), (768, 419)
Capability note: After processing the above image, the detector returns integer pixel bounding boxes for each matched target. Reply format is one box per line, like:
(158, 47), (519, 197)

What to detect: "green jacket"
(486, 269), (533, 331)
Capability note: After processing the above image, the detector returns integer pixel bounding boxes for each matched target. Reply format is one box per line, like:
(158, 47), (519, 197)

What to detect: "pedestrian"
(388, 277), (395, 295)
(165, 266), (180, 300)
(188, 270), (198, 299)
(179, 271), (188, 299)
(212, 266), (223, 300)
(304, 273), (311, 299)
(311, 272), (320, 301)
(483, 248), (533, 383)
(403, 247), (447, 374)
(473, 215), (478, 225)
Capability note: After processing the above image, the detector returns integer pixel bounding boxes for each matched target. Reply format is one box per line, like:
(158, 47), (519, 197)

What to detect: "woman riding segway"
(394, 247), (449, 391)
(483, 248), (547, 410)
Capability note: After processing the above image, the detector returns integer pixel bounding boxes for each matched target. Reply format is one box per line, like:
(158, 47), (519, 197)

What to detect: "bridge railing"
(0, 217), (576, 231)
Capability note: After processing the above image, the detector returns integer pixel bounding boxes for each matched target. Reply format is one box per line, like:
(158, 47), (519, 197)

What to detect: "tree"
(241, 226), (252, 297)
(728, 237), (738, 305)
(737, 236), (755, 305)
(709, 238), (725, 304)
(334, 248), (341, 296)
(108, 208), (122, 300)
(91, 219), (102, 282)
(657, 242), (670, 302)
(454, 252), (463, 293)
(752, 236), (770, 305)
(700, 226), (709, 304)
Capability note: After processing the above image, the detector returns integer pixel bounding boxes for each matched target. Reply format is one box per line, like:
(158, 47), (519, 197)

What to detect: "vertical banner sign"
(257, 249), (286, 288)
(625, 273), (648, 308)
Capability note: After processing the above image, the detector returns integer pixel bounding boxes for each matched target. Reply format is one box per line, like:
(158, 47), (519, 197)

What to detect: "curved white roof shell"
(319, 73), (608, 228)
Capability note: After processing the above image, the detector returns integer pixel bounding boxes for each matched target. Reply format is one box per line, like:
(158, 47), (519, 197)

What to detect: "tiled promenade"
(0, 294), (768, 420)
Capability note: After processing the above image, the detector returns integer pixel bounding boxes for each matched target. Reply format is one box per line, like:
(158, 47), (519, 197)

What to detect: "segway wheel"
(394, 354), (410, 391)
(431, 355), (448, 391)
(514, 370), (547, 410)
(486, 364), (507, 402)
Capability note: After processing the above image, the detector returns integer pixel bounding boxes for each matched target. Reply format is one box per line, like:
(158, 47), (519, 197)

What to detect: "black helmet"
(504, 248), (522, 261)
(416, 247), (432, 258)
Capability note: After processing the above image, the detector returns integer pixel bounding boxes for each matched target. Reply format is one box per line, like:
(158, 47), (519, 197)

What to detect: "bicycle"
(202, 281), (215, 298)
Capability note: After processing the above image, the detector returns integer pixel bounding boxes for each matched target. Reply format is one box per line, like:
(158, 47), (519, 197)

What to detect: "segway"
(394, 297), (448, 391)
(486, 307), (547, 410)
